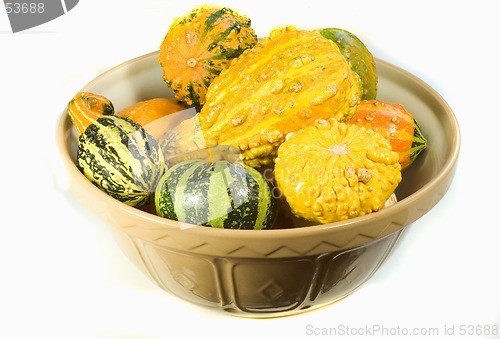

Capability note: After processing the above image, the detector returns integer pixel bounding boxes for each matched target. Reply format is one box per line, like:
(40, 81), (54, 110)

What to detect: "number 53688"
(5, 2), (45, 14)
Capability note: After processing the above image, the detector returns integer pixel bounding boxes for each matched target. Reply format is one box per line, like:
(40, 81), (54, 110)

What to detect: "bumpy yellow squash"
(160, 27), (362, 167)
(274, 118), (401, 224)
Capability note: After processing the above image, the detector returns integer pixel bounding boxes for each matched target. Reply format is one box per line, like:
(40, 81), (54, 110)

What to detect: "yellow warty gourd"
(160, 26), (362, 167)
(274, 119), (402, 224)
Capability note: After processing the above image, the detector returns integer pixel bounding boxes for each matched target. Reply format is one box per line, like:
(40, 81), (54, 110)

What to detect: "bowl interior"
(57, 51), (460, 254)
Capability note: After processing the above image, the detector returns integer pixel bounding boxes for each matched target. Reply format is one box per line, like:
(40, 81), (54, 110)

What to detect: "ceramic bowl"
(57, 51), (460, 318)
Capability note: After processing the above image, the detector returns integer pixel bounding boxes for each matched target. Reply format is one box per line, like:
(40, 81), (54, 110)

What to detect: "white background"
(1, 0), (499, 338)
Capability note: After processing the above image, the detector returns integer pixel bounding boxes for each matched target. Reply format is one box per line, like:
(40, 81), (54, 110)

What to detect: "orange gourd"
(117, 98), (192, 140)
(346, 100), (427, 170)
(158, 5), (258, 106)
(66, 92), (114, 134)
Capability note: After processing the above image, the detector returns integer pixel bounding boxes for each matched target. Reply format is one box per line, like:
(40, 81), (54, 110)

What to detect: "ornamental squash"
(319, 28), (378, 100)
(77, 115), (165, 207)
(67, 92), (114, 134)
(158, 5), (258, 106)
(346, 99), (427, 170)
(116, 98), (193, 140)
(155, 158), (277, 230)
(160, 27), (362, 167)
(274, 119), (401, 224)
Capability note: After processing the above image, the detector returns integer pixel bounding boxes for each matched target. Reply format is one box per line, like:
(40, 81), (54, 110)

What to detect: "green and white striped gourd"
(155, 159), (277, 229)
(77, 115), (165, 207)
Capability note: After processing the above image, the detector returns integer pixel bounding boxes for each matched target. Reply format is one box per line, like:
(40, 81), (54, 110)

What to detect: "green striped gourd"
(77, 115), (165, 207)
(155, 159), (277, 229)
(319, 28), (378, 100)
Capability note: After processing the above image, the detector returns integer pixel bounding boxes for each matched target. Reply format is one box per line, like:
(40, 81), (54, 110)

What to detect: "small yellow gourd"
(274, 119), (402, 224)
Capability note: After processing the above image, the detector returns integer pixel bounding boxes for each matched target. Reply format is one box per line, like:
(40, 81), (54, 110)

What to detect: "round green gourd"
(319, 27), (378, 100)
(155, 159), (277, 230)
(77, 115), (165, 207)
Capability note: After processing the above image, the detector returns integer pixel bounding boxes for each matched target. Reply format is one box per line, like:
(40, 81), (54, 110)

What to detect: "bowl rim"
(57, 50), (461, 241)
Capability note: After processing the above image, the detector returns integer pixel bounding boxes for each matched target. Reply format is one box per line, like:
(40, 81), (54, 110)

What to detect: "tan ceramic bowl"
(57, 51), (460, 317)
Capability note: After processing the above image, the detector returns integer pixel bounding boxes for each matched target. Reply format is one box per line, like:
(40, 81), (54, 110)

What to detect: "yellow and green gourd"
(158, 5), (258, 107)
(160, 26), (362, 167)
(76, 116), (165, 207)
(318, 28), (378, 100)
(66, 92), (114, 134)
(67, 92), (165, 207)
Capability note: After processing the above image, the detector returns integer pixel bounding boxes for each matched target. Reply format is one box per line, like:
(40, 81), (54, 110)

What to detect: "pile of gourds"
(67, 5), (427, 229)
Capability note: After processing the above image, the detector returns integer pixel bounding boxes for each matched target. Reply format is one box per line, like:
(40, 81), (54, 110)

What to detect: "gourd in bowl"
(57, 49), (459, 317)
(160, 26), (362, 167)
(158, 5), (258, 107)
(155, 158), (277, 230)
